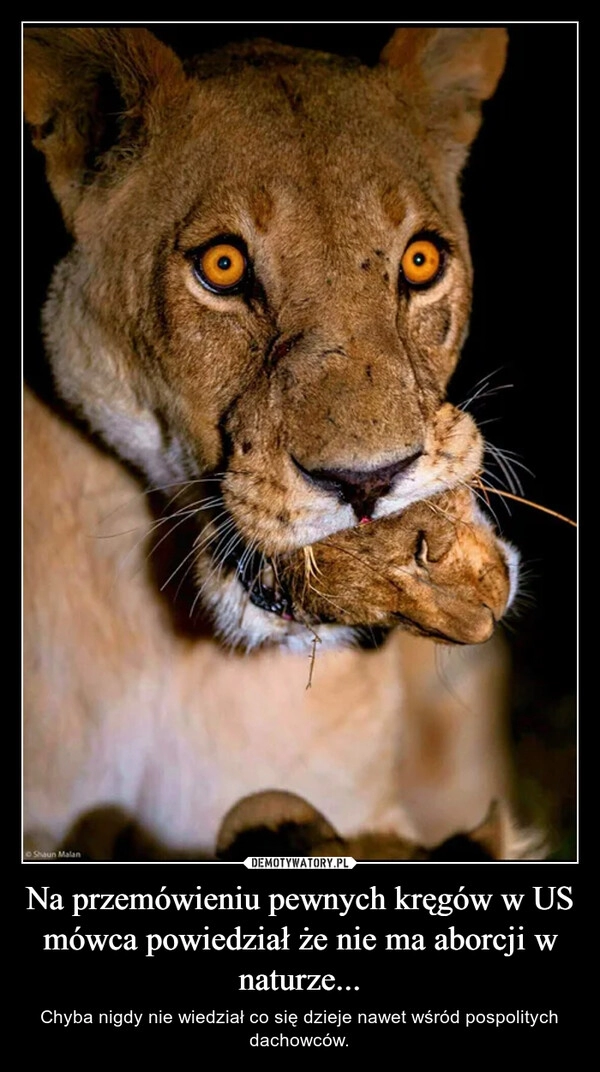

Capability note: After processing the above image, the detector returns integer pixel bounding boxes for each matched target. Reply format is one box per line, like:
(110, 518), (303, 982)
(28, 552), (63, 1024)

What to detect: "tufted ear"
(215, 790), (346, 860)
(462, 799), (505, 858)
(380, 27), (508, 173)
(24, 27), (186, 230)
(428, 800), (531, 861)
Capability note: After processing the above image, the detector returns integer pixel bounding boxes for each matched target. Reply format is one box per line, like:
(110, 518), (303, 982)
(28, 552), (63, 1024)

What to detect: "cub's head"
(280, 485), (519, 647)
(25, 27), (507, 649)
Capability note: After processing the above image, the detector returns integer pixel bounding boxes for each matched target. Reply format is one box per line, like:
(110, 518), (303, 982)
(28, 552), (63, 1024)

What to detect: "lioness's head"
(25, 27), (508, 649)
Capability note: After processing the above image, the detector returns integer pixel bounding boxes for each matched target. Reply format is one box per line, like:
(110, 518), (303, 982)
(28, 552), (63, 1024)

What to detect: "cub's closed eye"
(415, 530), (429, 567)
(191, 237), (250, 295)
(401, 235), (446, 289)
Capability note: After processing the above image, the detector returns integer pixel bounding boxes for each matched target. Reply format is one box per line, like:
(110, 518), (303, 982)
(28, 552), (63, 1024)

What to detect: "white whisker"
(97, 474), (227, 529)
(461, 479), (504, 529)
(159, 515), (234, 591)
(485, 442), (525, 496)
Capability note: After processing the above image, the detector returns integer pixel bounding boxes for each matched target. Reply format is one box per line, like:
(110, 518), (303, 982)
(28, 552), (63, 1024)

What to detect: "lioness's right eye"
(190, 236), (250, 295)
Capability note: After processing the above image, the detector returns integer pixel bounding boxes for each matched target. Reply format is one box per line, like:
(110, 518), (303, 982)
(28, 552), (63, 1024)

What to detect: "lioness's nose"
(293, 450), (423, 519)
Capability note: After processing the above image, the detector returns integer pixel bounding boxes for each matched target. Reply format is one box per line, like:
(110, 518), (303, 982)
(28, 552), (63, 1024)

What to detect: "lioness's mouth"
(223, 539), (294, 620)
(197, 478), (513, 653)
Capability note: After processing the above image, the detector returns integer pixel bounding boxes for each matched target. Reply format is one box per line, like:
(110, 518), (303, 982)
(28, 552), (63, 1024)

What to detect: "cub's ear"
(464, 798), (505, 858)
(380, 27), (508, 173)
(427, 800), (504, 861)
(24, 28), (185, 230)
(215, 790), (346, 860)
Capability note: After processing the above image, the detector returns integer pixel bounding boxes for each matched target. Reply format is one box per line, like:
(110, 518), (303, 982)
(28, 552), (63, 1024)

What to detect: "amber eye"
(401, 238), (443, 288)
(193, 240), (249, 294)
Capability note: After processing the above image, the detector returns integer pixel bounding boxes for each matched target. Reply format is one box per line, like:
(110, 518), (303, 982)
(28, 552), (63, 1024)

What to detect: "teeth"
(261, 564), (276, 590)
(236, 546), (291, 618)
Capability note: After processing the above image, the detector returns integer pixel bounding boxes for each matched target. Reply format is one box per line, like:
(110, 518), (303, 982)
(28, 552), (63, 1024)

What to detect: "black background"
(22, 21), (579, 1050)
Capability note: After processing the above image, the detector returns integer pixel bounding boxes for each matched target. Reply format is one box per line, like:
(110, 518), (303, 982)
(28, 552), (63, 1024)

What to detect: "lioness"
(24, 25), (543, 859)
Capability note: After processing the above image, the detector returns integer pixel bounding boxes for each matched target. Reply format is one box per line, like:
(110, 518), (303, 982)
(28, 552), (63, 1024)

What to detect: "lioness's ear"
(24, 27), (185, 230)
(380, 27), (508, 172)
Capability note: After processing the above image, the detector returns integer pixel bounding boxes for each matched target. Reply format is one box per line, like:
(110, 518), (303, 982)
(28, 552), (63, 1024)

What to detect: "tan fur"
(24, 27), (539, 860)
(282, 471), (515, 645)
(216, 791), (541, 862)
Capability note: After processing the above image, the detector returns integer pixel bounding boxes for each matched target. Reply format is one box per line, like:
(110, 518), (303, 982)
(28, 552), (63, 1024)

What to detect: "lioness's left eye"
(401, 236), (445, 288)
(191, 238), (249, 294)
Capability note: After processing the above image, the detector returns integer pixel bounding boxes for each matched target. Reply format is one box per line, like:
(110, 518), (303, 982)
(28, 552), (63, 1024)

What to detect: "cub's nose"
(293, 449), (423, 519)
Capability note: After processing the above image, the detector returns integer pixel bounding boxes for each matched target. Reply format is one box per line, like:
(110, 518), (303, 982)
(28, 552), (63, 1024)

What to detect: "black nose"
(293, 449), (423, 519)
